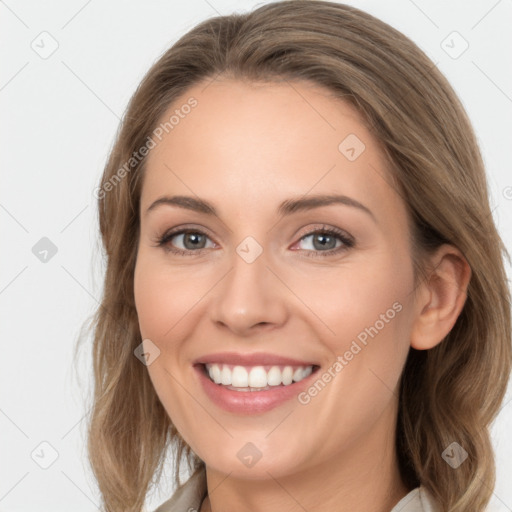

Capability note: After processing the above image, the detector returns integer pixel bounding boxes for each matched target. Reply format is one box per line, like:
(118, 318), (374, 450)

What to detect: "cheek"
(299, 250), (414, 409)
(133, 263), (167, 340)
(298, 274), (412, 452)
(297, 253), (412, 346)
(134, 255), (201, 340)
(134, 257), (199, 431)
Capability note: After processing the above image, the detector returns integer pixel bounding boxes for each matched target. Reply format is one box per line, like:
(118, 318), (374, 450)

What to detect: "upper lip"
(194, 352), (319, 367)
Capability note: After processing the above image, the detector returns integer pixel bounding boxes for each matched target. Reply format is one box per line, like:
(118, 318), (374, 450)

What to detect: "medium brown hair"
(80, 1), (511, 510)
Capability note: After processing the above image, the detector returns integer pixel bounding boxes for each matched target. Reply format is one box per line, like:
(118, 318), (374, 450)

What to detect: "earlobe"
(410, 245), (472, 350)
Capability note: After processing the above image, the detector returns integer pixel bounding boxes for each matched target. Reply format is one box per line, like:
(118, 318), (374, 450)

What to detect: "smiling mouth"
(199, 363), (320, 391)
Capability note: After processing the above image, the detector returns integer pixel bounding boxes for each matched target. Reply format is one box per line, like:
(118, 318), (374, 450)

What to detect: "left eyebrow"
(277, 194), (376, 223)
(144, 193), (376, 223)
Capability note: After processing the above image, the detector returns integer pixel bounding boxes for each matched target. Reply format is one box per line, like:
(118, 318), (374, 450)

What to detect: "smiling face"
(133, 78), (419, 482)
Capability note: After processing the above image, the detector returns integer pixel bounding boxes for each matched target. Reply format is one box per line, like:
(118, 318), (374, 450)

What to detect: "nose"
(209, 247), (289, 337)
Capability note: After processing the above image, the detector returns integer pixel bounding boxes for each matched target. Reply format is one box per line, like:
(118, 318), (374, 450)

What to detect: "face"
(134, 78), (418, 480)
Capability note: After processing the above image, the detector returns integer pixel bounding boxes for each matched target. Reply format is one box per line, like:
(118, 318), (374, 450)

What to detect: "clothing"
(153, 466), (440, 512)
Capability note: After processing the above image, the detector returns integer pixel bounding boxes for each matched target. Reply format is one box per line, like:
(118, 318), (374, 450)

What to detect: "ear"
(410, 244), (472, 350)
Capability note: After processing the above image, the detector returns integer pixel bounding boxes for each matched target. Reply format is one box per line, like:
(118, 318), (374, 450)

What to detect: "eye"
(155, 228), (215, 255)
(293, 225), (355, 257)
(154, 224), (355, 258)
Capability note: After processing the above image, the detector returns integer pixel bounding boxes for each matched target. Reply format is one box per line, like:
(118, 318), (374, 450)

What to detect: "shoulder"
(153, 466), (207, 512)
(390, 485), (440, 512)
(152, 471), (440, 512)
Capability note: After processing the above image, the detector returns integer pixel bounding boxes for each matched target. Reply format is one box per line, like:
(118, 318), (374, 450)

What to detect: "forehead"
(140, 78), (405, 225)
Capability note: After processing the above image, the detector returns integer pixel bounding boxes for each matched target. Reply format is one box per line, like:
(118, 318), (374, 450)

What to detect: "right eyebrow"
(145, 195), (217, 217)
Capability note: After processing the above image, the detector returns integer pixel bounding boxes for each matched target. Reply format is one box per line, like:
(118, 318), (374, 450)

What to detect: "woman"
(84, 1), (511, 511)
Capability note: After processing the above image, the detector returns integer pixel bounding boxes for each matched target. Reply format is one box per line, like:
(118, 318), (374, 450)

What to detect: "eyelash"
(154, 225), (355, 258)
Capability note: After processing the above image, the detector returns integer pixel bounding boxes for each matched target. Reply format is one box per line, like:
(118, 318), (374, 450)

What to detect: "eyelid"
(294, 224), (354, 245)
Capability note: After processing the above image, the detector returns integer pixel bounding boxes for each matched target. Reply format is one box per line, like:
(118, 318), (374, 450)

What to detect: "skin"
(133, 78), (471, 512)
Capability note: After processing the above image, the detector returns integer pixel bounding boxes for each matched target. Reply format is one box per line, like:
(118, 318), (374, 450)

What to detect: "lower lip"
(194, 364), (319, 414)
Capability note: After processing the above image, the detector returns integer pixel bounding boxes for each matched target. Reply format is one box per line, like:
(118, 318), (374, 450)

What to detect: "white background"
(1, 1), (511, 511)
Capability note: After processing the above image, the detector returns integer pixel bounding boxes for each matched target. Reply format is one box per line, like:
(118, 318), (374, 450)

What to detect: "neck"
(200, 404), (412, 512)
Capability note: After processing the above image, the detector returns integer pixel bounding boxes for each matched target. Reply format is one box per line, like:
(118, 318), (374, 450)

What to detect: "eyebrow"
(145, 194), (376, 222)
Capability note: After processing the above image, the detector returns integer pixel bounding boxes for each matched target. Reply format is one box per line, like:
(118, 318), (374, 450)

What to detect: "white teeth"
(292, 367), (303, 382)
(231, 366), (248, 387)
(220, 365), (232, 385)
(211, 364), (221, 384)
(267, 366), (282, 386)
(204, 363), (314, 388)
(282, 366), (293, 385)
(248, 366), (267, 387)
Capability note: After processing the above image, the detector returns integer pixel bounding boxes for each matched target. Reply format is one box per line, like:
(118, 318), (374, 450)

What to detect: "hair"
(79, 1), (511, 511)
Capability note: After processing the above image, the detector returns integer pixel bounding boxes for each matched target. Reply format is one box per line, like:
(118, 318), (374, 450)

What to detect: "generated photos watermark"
(297, 301), (403, 405)
(93, 97), (198, 200)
